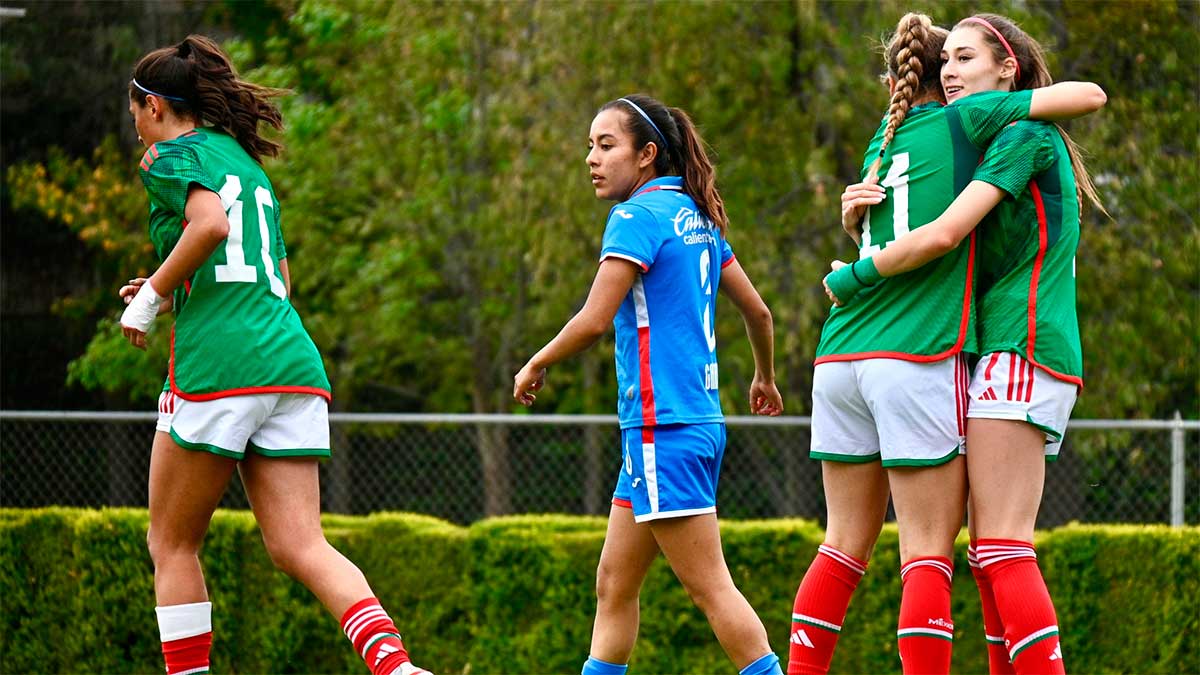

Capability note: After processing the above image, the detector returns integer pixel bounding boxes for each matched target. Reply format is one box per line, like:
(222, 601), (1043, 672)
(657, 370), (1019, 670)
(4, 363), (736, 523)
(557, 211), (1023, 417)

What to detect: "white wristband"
(119, 282), (166, 332)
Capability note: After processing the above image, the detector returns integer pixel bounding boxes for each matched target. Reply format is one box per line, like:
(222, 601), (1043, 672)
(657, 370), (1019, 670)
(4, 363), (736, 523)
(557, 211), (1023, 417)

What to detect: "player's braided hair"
(600, 94), (729, 235)
(866, 13), (947, 183)
(957, 14), (1106, 215)
(130, 35), (287, 164)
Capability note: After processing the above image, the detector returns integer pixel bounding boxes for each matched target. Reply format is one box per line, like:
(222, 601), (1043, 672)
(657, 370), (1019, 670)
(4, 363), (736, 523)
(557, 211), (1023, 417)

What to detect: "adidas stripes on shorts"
(967, 351), (1078, 459)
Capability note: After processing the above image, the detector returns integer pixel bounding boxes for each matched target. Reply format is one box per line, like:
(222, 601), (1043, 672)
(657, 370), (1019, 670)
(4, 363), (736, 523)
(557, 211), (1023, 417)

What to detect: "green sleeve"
(274, 202), (287, 260)
(953, 90), (1034, 148)
(971, 121), (1056, 198)
(138, 144), (219, 216)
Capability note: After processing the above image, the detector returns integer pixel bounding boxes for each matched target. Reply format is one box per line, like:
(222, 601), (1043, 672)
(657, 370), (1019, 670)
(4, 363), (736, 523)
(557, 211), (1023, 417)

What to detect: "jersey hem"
(977, 347), (1083, 389)
(816, 232), (976, 366)
(169, 329), (332, 402)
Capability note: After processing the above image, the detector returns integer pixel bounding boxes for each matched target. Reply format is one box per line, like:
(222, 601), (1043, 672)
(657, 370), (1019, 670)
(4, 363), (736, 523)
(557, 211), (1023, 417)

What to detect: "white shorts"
(811, 355), (969, 467)
(156, 390), (331, 459)
(967, 352), (1078, 459)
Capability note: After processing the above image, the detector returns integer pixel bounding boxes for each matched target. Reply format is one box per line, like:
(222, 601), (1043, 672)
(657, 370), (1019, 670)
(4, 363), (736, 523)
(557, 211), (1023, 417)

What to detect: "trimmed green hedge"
(1, 509), (1196, 674)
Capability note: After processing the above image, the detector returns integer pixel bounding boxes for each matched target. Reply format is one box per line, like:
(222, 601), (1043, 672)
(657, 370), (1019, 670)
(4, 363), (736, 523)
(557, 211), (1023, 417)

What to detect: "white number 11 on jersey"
(214, 174), (287, 299)
(860, 151), (910, 259)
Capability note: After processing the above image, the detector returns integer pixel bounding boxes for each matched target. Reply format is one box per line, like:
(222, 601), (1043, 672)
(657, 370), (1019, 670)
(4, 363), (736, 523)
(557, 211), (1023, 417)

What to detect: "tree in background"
(5, 1), (1198, 514)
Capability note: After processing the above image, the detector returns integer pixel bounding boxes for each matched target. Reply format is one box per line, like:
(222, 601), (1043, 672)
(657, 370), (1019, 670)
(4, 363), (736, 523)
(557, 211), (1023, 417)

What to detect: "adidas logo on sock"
(374, 642), (401, 666)
(791, 628), (814, 648)
(1050, 642), (1063, 661)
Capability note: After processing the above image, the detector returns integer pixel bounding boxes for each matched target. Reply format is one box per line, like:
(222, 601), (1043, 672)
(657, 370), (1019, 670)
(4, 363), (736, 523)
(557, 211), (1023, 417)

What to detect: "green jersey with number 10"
(816, 90), (1034, 363)
(139, 128), (331, 401)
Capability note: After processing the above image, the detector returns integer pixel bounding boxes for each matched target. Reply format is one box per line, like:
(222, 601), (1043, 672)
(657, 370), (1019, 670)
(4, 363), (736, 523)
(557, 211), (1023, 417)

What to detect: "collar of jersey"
(912, 101), (944, 113)
(632, 175), (684, 198)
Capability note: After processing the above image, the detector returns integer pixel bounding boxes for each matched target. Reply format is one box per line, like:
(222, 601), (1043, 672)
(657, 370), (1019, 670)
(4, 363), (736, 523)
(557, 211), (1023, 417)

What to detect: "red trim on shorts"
(612, 497), (633, 508)
(1007, 353), (1017, 400)
(984, 352), (1001, 380)
(1025, 359), (1035, 402)
(168, 327), (333, 402)
(637, 326), (657, 426)
(641, 427), (655, 445)
(814, 232), (976, 366)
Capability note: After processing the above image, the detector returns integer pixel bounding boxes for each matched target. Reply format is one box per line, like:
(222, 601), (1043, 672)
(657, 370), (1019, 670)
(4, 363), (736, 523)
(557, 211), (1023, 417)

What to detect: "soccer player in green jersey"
(118, 36), (431, 675)
(825, 14), (1107, 675)
(793, 13), (1106, 675)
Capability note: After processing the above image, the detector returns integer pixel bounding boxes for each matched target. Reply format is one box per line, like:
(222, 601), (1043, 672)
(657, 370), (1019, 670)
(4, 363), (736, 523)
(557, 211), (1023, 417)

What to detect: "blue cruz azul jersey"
(600, 176), (734, 429)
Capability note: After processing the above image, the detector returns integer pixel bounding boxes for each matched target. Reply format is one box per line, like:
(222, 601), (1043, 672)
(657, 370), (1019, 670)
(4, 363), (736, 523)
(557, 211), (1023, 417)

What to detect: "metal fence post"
(1170, 410), (1185, 527)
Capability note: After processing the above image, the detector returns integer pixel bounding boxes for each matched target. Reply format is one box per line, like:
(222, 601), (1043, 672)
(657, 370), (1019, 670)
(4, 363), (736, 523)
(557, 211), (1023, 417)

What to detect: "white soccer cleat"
(388, 663), (433, 675)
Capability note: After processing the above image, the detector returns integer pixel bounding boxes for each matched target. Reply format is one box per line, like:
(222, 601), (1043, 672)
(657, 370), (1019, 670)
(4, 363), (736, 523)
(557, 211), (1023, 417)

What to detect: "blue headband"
(619, 97), (670, 154)
(132, 78), (188, 103)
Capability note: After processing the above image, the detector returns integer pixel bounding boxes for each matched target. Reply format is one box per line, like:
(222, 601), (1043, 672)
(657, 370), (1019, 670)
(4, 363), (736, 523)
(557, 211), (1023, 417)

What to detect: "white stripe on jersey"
(600, 252), (649, 271)
(632, 276), (650, 328)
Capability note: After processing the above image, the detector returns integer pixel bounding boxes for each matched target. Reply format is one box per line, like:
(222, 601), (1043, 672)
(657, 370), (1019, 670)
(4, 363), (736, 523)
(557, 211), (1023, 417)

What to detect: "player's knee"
(260, 530), (325, 578)
(595, 559), (637, 606)
(146, 526), (200, 565)
(675, 573), (732, 614)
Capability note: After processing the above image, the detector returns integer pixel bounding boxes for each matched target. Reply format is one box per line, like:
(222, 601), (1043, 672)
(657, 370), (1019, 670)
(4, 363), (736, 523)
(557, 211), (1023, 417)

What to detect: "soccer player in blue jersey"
(514, 94), (785, 675)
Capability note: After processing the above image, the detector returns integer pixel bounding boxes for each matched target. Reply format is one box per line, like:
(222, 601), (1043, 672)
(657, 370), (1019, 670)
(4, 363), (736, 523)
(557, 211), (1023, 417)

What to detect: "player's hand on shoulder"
(749, 375), (783, 416)
(513, 362), (547, 406)
(841, 179), (884, 244)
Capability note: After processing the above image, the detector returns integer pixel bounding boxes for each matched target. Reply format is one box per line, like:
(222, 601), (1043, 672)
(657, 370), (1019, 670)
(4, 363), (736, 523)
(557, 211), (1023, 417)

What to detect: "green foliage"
(2, 1), (1196, 418)
(2, 509), (1197, 674)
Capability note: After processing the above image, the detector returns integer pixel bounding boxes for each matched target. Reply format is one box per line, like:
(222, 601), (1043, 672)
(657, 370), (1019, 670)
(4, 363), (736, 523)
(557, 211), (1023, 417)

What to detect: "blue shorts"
(612, 423), (726, 523)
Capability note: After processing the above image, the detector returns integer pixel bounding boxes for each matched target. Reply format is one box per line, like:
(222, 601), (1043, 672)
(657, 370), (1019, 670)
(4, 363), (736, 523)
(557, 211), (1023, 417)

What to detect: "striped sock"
(975, 539), (1065, 675)
(896, 556), (954, 675)
(341, 597), (426, 675)
(969, 544), (1016, 674)
(155, 601), (212, 675)
(788, 543), (868, 675)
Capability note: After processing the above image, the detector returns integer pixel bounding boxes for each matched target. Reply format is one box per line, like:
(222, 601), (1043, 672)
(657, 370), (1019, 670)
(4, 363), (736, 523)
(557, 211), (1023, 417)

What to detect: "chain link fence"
(1, 412), (1196, 527)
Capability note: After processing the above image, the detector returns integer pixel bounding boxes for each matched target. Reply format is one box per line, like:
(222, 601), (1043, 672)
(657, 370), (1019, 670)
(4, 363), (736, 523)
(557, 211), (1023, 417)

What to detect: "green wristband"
(824, 258), (882, 305)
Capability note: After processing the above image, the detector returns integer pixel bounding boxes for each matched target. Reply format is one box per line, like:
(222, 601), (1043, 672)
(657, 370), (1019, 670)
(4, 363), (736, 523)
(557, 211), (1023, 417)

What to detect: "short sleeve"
(972, 121), (1056, 198)
(720, 238), (735, 268)
(953, 90), (1034, 148)
(138, 143), (219, 216)
(599, 204), (664, 271)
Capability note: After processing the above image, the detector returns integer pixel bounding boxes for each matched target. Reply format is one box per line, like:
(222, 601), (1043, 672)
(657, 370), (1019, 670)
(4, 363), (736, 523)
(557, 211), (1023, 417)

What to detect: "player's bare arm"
(120, 186), (231, 348)
(824, 181), (1005, 306)
(1028, 81), (1107, 121)
(514, 258), (638, 405)
(717, 258), (782, 415)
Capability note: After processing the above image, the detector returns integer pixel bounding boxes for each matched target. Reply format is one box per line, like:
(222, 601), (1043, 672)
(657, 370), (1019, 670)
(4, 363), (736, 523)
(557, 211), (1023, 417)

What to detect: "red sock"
(896, 556), (954, 675)
(156, 601), (212, 675)
(162, 633), (212, 675)
(975, 539), (1065, 675)
(341, 597), (413, 675)
(788, 544), (868, 675)
(970, 544), (1016, 674)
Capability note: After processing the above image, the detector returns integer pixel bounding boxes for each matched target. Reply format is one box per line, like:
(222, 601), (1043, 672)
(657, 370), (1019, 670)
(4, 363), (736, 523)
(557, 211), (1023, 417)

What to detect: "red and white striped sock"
(788, 543), (868, 675)
(341, 597), (427, 675)
(896, 556), (954, 675)
(156, 601), (212, 675)
(975, 539), (1065, 674)
(969, 544), (1016, 674)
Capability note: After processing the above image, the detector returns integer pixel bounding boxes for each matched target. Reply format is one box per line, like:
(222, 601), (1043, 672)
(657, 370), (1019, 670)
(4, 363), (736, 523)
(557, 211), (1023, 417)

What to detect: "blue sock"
(739, 652), (783, 675)
(582, 656), (628, 675)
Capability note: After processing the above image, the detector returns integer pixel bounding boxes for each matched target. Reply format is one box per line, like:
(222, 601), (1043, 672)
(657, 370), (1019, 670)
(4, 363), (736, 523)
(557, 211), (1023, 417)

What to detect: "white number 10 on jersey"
(214, 174), (287, 299)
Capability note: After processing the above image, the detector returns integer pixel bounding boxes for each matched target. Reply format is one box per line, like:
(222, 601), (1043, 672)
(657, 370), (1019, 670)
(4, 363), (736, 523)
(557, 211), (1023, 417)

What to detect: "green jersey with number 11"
(139, 128), (331, 401)
(816, 90), (1034, 363)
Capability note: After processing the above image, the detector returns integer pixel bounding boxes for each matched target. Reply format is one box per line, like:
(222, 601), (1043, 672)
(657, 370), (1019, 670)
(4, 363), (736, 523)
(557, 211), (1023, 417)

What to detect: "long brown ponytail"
(866, 13), (948, 182)
(957, 14), (1107, 215)
(599, 94), (729, 235)
(130, 34), (287, 163)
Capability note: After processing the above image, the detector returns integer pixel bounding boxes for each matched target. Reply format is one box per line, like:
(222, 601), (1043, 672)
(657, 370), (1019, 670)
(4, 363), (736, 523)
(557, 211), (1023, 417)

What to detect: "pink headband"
(961, 16), (1021, 81)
